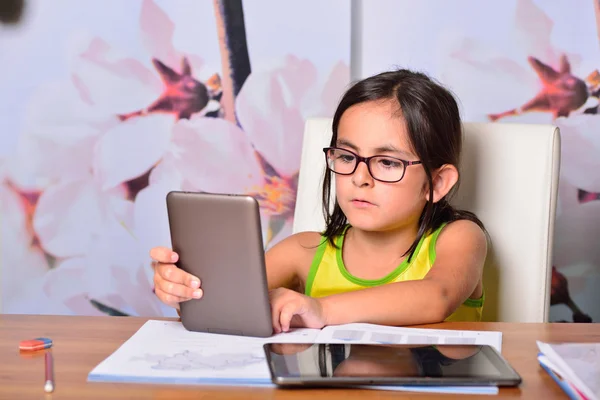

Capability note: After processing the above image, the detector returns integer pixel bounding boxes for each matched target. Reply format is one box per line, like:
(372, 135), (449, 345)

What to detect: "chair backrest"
(293, 118), (561, 323)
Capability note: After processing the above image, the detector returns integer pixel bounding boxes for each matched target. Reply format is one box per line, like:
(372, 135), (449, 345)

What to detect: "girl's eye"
(339, 154), (355, 163)
(377, 158), (402, 168)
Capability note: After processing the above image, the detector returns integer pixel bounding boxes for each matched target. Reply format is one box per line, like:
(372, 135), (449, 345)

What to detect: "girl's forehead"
(337, 101), (412, 151)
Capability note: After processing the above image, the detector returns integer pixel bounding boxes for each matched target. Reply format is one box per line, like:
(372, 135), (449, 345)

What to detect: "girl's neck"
(345, 223), (419, 261)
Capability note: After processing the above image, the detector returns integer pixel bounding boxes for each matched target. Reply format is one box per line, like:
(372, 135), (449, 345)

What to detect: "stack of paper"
(88, 320), (502, 395)
(537, 341), (600, 400)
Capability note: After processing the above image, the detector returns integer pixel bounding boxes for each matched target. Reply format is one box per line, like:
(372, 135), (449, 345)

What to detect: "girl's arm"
(320, 219), (487, 326)
(265, 231), (321, 291)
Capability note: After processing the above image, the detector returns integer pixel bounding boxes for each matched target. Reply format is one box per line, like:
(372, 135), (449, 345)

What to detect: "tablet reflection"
(270, 343), (483, 378)
(332, 344), (482, 378)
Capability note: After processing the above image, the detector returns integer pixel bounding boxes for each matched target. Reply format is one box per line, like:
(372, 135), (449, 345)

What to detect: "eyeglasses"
(323, 147), (422, 183)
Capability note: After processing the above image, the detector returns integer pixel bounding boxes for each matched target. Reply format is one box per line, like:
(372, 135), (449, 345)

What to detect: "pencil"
(44, 351), (54, 393)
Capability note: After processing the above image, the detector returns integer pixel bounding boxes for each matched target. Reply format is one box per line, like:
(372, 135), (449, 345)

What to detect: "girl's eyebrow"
(336, 138), (412, 158)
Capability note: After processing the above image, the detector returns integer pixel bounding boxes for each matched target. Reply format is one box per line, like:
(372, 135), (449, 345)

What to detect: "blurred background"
(0, 0), (597, 323)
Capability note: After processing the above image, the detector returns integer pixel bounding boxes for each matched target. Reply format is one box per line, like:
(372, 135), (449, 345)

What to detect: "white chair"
(293, 118), (561, 323)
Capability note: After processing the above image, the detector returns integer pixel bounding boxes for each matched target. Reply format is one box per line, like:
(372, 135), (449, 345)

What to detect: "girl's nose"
(351, 161), (374, 187)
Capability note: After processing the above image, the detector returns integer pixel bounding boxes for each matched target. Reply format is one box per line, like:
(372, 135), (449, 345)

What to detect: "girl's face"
(334, 100), (428, 233)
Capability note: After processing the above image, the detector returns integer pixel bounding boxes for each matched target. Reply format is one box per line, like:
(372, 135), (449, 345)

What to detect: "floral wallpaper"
(0, 0), (350, 316)
(359, 0), (600, 322)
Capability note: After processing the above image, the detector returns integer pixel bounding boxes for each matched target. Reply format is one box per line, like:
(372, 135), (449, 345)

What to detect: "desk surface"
(0, 315), (598, 400)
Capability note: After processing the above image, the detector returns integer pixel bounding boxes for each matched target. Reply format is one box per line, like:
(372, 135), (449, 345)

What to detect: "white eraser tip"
(44, 381), (54, 393)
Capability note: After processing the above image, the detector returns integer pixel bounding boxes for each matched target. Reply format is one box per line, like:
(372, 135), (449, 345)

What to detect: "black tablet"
(264, 343), (522, 387)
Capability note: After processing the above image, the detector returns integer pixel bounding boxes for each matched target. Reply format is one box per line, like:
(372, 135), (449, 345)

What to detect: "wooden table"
(0, 315), (598, 400)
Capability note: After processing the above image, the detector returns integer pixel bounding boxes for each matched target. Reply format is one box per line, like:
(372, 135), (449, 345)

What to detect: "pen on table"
(44, 351), (54, 393)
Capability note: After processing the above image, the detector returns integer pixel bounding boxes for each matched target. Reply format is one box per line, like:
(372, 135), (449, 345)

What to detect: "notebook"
(537, 341), (600, 400)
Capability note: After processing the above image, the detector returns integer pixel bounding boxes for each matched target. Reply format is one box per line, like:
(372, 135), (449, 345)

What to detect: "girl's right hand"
(150, 246), (203, 310)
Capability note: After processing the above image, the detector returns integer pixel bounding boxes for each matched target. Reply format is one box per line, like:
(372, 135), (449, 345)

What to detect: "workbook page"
(316, 323), (503, 351)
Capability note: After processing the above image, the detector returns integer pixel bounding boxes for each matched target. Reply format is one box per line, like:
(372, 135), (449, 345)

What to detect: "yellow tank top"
(305, 224), (484, 322)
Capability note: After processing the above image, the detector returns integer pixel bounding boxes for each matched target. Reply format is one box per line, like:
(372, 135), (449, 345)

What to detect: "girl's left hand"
(269, 288), (328, 333)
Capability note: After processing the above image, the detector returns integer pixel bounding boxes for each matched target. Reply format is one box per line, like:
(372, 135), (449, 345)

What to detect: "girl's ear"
(425, 164), (459, 203)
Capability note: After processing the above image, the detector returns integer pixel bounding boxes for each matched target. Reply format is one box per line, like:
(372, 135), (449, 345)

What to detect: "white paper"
(89, 320), (319, 384)
(318, 322), (503, 352)
(88, 320), (502, 395)
(537, 341), (600, 400)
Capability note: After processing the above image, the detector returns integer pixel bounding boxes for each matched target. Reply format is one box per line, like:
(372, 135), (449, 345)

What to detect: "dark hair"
(322, 69), (485, 260)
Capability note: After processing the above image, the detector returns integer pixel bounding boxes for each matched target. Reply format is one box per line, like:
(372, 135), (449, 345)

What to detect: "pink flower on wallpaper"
(32, 166), (135, 259)
(236, 56), (349, 243)
(236, 56), (348, 179)
(70, 40), (217, 190)
(131, 116), (266, 271)
(133, 57), (349, 256)
(434, 0), (600, 320)
(2, 0), (350, 317)
(9, 0), (218, 314)
(70, 0), (212, 122)
(26, 0), (220, 259)
(42, 219), (166, 316)
(16, 79), (133, 259)
(0, 165), (51, 313)
(440, 0), (598, 124)
(138, 0), (205, 85)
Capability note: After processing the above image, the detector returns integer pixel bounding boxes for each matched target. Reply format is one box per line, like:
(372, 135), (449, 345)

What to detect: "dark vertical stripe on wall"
(215, 0), (251, 96)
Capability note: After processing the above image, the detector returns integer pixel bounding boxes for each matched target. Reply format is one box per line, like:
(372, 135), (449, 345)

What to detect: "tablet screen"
(264, 343), (521, 386)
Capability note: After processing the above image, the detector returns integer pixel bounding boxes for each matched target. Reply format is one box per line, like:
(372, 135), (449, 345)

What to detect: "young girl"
(150, 69), (488, 333)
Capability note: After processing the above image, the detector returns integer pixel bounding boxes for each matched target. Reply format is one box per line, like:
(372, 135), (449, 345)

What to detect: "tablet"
(263, 343), (522, 387)
(166, 191), (273, 338)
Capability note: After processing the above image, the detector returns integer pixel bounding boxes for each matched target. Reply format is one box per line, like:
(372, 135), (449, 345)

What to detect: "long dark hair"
(322, 69), (485, 260)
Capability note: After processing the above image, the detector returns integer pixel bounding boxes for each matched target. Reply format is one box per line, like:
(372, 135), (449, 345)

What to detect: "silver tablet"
(264, 343), (522, 387)
(166, 191), (273, 338)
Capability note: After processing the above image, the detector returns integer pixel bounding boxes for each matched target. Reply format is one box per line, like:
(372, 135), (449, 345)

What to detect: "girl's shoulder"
(435, 219), (488, 255)
(267, 231), (324, 261)
(266, 231), (324, 281)
(286, 231), (325, 253)
(437, 219), (486, 238)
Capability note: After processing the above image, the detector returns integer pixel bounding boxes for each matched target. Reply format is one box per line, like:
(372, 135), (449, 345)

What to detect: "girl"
(150, 68), (488, 333)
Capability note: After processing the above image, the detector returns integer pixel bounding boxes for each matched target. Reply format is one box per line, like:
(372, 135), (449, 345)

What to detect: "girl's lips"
(351, 199), (375, 208)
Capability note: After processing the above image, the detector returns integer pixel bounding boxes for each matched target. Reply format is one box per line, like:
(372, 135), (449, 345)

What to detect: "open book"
(88, 320), (502, 394)
(537, 341), (600, 400)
